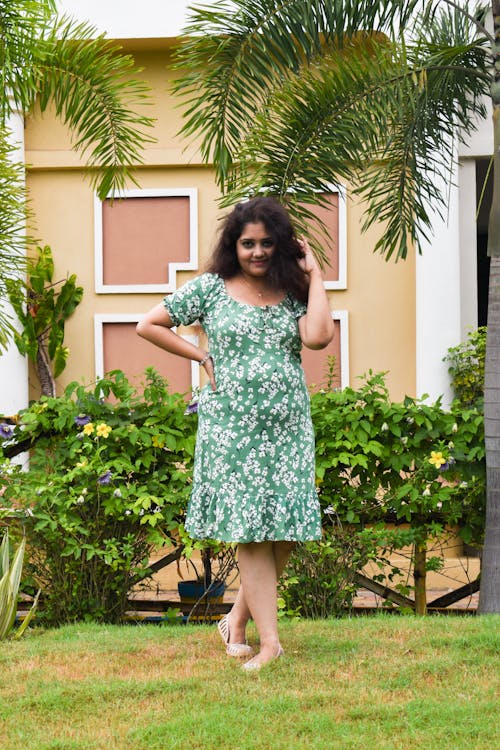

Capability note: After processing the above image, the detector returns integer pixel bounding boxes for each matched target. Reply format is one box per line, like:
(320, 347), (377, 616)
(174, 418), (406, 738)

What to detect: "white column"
(416, 160), (461, 406)
(458, 159), (478, 336)
(0, 110), (29, 418)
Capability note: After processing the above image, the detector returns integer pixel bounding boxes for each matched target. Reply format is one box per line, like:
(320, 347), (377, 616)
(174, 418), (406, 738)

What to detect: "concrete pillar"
(0, 110), (29, 418)
(416, 158), (461, 406)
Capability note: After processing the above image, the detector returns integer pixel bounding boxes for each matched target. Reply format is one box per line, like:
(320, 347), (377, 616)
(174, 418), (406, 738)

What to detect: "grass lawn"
(0, 614), (498, 750)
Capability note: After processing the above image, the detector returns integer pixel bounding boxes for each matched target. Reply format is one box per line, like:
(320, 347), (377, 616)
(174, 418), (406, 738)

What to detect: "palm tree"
(172, 0), (499, 612)
(0, 0), (154, 344)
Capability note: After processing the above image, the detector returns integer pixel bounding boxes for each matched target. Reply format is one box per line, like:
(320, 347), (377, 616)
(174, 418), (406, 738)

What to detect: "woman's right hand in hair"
(297, 237), (321, 280)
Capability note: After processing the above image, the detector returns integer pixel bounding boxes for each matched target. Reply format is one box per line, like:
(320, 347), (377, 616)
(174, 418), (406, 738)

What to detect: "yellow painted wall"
(339, 193), (416, 399)
(24, 43), (416, 401)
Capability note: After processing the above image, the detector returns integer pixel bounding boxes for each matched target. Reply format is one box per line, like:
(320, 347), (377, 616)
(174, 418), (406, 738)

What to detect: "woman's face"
(236, 221), (275, 278)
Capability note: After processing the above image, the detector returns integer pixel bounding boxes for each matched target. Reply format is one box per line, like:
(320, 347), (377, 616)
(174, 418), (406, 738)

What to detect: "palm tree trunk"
(480, 259), (500, 611)
(479, 1), (500, 613)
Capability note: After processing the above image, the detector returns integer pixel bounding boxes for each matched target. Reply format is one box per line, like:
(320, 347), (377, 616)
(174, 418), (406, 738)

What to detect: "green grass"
(0, 615), (498, 749)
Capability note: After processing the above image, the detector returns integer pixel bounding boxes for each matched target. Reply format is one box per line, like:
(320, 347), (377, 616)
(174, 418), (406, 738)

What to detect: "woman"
(137, 197), (334, 669)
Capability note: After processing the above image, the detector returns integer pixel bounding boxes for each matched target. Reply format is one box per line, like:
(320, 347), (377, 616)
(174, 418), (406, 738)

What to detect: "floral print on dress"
(163, 273), (321, 543)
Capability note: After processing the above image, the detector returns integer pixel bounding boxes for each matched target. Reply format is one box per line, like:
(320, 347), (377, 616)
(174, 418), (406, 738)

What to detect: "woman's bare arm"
(136, 303), (216, 389)
(297, 240), (335, 350)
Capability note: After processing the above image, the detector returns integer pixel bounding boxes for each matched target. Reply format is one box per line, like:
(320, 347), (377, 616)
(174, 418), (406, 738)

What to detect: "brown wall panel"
(102, 322), (192, 395)
(102, 196), (190, 285)
(302, 319), (342, 390)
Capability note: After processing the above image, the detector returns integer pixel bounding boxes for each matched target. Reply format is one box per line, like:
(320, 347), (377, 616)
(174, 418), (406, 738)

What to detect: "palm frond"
(1, 4), (155, 197)
(31, 19), (156, 199)
(358, 10), (490, 260)
(0, 0), (55, 122)
(173, 0), (422, 187)
(192, 3), (489, 261)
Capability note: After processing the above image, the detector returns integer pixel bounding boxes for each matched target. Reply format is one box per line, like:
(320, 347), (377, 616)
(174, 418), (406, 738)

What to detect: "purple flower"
(184, 401), (198, 415)
(97, 470), (112, 486)
(75, 414), (91, 427)
(0, 423), (13, 439)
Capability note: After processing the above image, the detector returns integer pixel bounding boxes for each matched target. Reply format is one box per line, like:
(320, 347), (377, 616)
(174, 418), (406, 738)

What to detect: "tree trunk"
(479, 1), (500, 613)
(413, 540), (427, 616)
(480, 259), (500, 611)
(36, 336), (56, 397)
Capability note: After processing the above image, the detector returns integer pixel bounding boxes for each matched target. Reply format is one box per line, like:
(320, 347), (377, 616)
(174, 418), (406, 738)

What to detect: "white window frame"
(94, 188), (199, 294)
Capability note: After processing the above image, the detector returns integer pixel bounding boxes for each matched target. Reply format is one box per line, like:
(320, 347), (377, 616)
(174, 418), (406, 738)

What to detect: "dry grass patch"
(0, 616), (498, 750)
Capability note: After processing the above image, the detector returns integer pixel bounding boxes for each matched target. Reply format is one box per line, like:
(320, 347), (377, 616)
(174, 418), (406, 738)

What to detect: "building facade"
(0, 0), (491, 413)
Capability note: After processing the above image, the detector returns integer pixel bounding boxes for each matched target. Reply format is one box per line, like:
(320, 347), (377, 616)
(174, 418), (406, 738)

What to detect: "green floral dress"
(164, 273), (321, 543)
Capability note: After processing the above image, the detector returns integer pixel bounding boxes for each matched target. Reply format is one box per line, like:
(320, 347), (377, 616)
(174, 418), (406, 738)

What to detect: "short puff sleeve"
(163, 273), (218, 327)
(286, 294), (307, 320)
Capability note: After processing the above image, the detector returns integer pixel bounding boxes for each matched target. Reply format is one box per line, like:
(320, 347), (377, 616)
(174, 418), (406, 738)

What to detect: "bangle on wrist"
(199, 353), (212, 367)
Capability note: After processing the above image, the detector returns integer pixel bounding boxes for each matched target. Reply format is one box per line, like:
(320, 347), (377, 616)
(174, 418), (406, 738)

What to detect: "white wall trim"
(332, 309), (349, 388)
(94, 188), (199, 294)
(458, 159), (478, 336)
(94, 313), (200, 390)
(324, 184), (347, 290)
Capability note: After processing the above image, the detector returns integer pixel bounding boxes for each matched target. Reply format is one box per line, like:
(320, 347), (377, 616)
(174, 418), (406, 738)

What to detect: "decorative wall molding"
(94, 188), (198, 294)
(332, 310), (349, 388)
(323, 185), (347, 290)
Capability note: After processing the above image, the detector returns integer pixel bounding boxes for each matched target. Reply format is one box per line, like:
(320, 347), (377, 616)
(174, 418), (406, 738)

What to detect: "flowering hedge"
(0, 369), (196, 624)
(290, 370), (486, 613)
(310, 371), (484, 546)
(0, 368), (485, 622)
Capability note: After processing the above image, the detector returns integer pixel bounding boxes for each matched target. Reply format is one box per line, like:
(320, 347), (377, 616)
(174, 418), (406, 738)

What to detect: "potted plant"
(177, 542), (238, 623)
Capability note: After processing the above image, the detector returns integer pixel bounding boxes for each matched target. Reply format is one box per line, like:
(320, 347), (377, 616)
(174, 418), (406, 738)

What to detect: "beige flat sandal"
(217, 614), (254, 657)
(242, 645), (284, 672)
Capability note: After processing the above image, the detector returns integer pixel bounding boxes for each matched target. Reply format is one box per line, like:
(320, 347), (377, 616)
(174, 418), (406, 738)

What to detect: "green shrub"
(0, 369), (196, 625)
(279, 515), (377, 618)
(444, 327), (486, 409)
(306, 372), (485, 612)
(311, 371), (485, 545)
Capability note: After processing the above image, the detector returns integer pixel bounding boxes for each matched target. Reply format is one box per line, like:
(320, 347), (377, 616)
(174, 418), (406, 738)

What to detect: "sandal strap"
(217, 614), (230, 645)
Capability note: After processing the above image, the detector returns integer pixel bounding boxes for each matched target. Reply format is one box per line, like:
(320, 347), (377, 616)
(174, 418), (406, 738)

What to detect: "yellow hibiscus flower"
(428, 450), (446, 469)
(96, 423), (112, 438)
(83, 422), (94, 436)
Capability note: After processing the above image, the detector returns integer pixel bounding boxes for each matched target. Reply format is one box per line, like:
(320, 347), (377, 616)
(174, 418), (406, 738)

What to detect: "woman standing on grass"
(137, 196), (334, 669)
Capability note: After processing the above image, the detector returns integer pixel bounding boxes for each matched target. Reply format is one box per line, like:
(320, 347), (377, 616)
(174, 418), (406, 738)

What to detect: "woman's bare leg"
(230, 541), (297, 665)
(228, 541), (296, 645)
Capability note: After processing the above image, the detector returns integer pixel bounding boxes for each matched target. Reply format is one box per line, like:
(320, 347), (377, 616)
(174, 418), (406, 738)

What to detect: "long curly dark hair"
(206, 197), (309, 303)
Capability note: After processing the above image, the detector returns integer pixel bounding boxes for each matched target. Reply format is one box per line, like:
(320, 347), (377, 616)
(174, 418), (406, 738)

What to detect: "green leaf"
(0, 533), (26, 640)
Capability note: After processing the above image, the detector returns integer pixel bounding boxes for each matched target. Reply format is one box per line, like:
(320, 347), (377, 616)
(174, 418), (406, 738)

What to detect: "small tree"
(6, 246), (83, 397)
